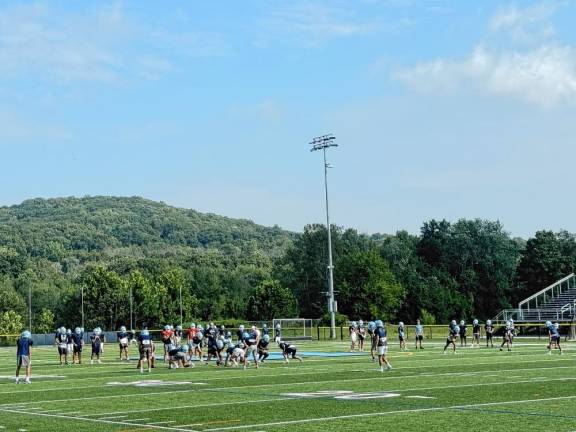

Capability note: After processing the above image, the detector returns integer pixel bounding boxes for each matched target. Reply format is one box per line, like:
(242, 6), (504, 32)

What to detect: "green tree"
(246, 279), (298, 320)
(337, 250), (405, 320)
(36, 308), (55, 334)
(0, 310), (24, 334)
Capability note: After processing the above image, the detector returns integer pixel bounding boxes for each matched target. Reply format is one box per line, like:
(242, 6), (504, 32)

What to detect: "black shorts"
(58, 347), (68, 355)
(399, 336), (405, 342)
(139, 347), (152, 359)
(73, 345), (82, 353)
(285, 348), (297, 358)
(416, 335), (423, 341)
(358, 334), (365, 341)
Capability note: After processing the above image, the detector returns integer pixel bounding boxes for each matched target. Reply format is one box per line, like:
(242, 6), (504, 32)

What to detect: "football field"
(0, 339), (575, 432)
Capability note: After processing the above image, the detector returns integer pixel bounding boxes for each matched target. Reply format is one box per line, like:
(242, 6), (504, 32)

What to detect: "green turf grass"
(0, 337), (574, 431)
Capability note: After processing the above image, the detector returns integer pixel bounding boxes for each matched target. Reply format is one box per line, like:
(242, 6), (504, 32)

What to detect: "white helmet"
(275, 323), (281, 329)
(486, 320), (492, 326)
(451, 320), (456, 326)
(239, 325), (245, 331)
(398, 322), (404, 327)
(545, 320), (552, 327)
(120, 326), (126, 332)
(460, 320), (465, 326)
(358, 320), (364, 325)
(473, 319), (478, 325)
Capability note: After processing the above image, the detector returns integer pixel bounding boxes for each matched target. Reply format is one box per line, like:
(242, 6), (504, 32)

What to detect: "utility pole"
(310, 134), (338, 339)
(81, 285), (84, 330)
(28, 284), (32, 332)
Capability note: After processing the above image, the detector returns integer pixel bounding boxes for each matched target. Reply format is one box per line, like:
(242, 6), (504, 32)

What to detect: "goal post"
(272, 318), (313, 339)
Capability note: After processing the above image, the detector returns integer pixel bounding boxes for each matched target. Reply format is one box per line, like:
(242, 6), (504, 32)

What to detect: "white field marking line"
(123, 418), (150, 422)
(3, 357), (573, 399)
(146, 421), (177, 425)
(61, 364), (576, 418)
(99, 415), (129, 420)
(5, 371), (576, 408)
(0, 408), (198, 432)
(202, 395), (576, 431)
(80, 397), (294, 417)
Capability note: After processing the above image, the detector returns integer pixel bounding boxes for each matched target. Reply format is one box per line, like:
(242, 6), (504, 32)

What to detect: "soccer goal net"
(272, 318), (313, 338)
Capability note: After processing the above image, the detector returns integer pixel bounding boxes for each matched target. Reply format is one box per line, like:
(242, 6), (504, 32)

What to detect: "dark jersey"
(257, 339), (269, 350)
(17, 338), (33, 356)
(274, 328), (281, 338)
(72, 333), (83, 346)
(244, 332), (257, 346)
(459, 325), (467, 336)
(375, 327), (387, 346)
(473, 324), (481, 334)
(485, 324), (494, 334)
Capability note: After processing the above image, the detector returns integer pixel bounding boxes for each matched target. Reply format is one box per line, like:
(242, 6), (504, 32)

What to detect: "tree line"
(0, 197), (575, 333)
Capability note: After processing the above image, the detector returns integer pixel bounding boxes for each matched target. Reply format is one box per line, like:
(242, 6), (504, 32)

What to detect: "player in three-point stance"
(278, 340), (303, 363)
(443, 320), (458, 354)
(374, 320), (392, 371)
(546, 320), (562, 355)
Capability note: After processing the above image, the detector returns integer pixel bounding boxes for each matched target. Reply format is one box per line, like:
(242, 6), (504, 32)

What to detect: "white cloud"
(490, 2), (559, 43)
(396, 45), (576, 108)
(395, 2), (576, 108)
(257, 2), (379, 47)
(0, 2), (223, 83)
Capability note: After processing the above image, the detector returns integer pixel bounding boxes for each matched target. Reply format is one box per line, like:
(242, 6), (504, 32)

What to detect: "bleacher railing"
(518, 273), (576, 319)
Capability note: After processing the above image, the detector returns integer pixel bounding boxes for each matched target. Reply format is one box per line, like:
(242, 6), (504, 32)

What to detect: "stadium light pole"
(28, 284), (32, 332)
(310, 134), (338, 339)
(81, 285), (84, 330)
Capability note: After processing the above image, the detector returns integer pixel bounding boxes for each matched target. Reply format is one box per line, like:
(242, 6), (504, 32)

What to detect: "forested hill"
(0, 196), (295, 260)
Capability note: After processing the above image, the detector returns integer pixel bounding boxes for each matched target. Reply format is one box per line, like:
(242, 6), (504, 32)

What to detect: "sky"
(1, 0), (576, 238)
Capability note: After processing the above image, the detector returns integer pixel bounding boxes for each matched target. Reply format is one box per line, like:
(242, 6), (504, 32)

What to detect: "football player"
(274, 323), (282, 343)
(257, 334), (271, 363)
(72, 327), (84, 364)
(485, 320), (494, 348)
(459, 320), (467, 347)
(243, 329), (259, 369)
(174, 325), (184, 344)
(278, 340), (303, 364)
(546, 320), (562, 355)
(349, 321), (358, 352)
(16, 330), (33, 384)
(191, 329), (204, 361)
(357, 320), (366, 352)
(374, 320), (391, 372)
(500, 321), (513, 352)
(262, 323), (269, 337)
(472, 319), (481, 348)
(55, 327), (69, 365)
(66, 329), (73, 358)
(161, 325), (174, 362)
(398, 322), (407, 352)
(443, 320), (458, 354)
(117, 326), (130, 361)
(367, 321), (377, 361)
(415, 319), (424, 350)
(137, 328), (154, 373)
(90, 327), (105, 364)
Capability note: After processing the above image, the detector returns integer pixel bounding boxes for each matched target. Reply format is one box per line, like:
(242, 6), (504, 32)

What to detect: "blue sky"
(1, 0), (576, 238)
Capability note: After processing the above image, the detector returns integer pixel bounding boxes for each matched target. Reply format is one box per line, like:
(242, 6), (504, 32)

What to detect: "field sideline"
(0, 339), (574, 431)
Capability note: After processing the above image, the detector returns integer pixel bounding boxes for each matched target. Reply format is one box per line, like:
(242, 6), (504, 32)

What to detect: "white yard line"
(202, 395), (576, 431)
(0, 408), (197, 432)
(5, 374), (576, 409)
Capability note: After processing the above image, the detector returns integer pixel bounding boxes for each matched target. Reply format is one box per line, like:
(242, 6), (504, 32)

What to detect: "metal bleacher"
(493, 274), (576, 324)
